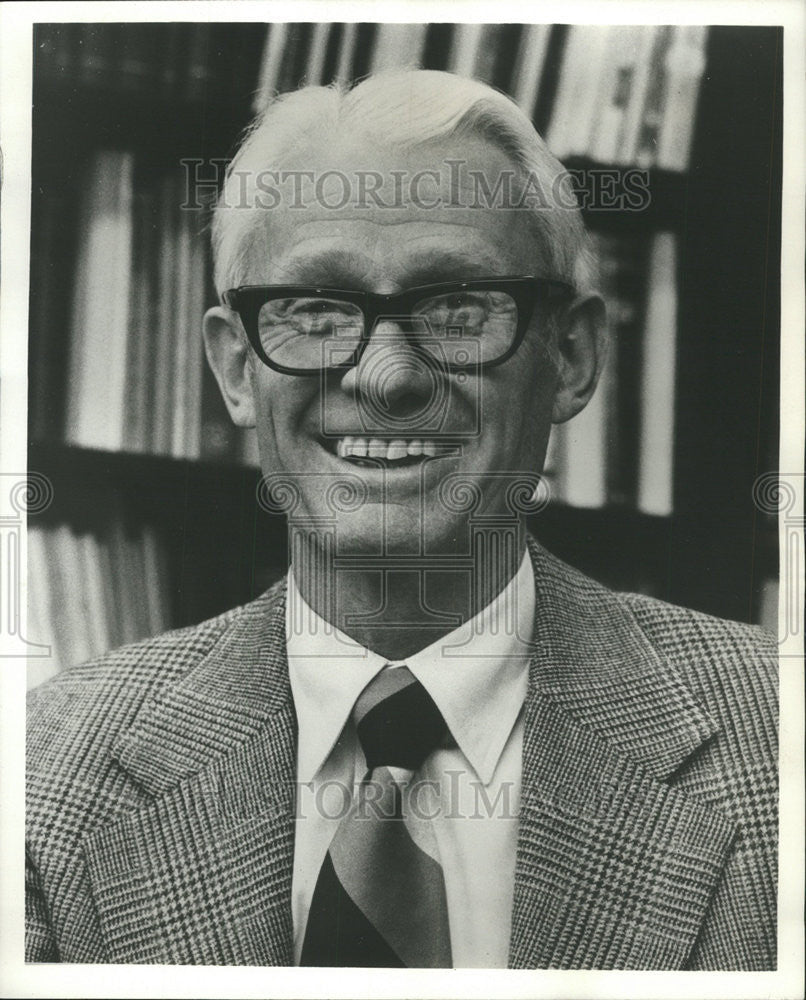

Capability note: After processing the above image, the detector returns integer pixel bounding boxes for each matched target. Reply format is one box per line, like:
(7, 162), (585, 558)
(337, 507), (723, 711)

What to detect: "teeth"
(334, 437), (447, 461)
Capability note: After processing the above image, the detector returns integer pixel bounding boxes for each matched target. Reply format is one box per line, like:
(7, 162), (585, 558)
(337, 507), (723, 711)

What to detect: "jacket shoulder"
(619, 590), (778, 810)
(27, 583), (285, 788)
(620, 590), (777, 714)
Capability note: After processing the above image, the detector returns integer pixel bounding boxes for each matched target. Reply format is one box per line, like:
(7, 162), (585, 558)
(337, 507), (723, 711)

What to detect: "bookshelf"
(27, 22), (781, 678)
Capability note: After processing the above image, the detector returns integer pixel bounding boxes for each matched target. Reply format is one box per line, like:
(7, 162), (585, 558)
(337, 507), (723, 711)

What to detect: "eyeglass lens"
(257, 289), (519, 370)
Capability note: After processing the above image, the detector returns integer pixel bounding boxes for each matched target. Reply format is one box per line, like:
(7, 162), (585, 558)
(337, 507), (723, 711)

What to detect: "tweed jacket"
(26, 538), (778, 969)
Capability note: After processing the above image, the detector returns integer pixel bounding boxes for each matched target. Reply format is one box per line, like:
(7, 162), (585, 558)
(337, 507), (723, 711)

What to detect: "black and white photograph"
(0, 2), (803, 996)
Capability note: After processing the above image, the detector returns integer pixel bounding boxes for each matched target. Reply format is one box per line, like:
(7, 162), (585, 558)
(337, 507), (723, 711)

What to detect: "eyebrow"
(273, 246), (509, 290)
(273, 249), (372, 286)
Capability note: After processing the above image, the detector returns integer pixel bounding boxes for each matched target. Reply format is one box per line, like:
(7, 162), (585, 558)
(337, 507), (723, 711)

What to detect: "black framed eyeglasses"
(222, 276), (574, 376)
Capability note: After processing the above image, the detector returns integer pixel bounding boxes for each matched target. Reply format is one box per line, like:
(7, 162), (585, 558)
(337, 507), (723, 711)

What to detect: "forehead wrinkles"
(244, 211), (545, 286)
(229, 136), (559, 287)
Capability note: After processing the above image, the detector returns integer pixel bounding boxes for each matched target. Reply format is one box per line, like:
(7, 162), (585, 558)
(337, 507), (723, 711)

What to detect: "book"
(46, 523), (91, 667)
(541, 423), (564, 505)
(588, 26), (643, 164)
(637, 233), (678, 516)
(558, 350), (612, 509)
(77, 528), (111, 655)
(617, 26), (659, 165)
(142, 523), (171, 636)
(305, 22), (332, 86)
(152, 172), (179, 455)
(756, 576), (778, 635)
(545, 24), (609, 159)
(170, 207), (194, 457)
(556, 26), (612, 159)
(510, 24), (552, 121)
(591, 231), (650, 506)
(29, 194), (64, 442)
(448, 23), (484, 77)
(123, 189), (155, 453)
(656, 26), (709, 171)
(65, 150), (135, 451)
(334, 23), (359, 84)
(26, 525), (60, 686)
(470, 25), (505, 85)
(182, 221), (208, 459)
(370, 23), (428, 73)
(634, 27), (675, 168)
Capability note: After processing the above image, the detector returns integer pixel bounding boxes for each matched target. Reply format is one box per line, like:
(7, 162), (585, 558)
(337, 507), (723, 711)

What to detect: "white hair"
(211, 69), (595, 297)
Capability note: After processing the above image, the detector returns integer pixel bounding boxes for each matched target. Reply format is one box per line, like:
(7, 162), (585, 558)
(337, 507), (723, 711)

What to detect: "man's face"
(224, 134), (563, 555)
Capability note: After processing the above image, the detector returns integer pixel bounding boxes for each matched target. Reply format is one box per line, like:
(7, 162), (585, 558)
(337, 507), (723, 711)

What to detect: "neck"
(291, 525), (528, 660)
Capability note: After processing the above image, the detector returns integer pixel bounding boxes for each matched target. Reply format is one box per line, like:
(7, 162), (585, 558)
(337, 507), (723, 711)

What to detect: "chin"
(299, 502), (464, 560)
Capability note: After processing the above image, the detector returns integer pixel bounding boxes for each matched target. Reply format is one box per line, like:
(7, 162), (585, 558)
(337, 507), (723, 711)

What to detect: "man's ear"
(202, 306), (257, 427)
(551, 292), (608, 424)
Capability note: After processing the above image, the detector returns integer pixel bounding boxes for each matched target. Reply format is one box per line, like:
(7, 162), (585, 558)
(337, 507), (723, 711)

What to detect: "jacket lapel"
(509, 539), (736, 969)
(83, 584), (299, 965)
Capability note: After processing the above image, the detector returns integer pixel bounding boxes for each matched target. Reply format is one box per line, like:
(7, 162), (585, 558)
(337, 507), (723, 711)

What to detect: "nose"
(339, 318), (443, 427)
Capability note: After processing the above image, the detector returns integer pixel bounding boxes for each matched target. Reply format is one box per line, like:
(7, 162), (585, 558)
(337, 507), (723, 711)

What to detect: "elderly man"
(26, 70), (777, 969)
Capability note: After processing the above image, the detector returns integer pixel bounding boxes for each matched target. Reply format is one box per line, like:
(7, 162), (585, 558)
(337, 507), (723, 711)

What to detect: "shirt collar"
(286, 548), (534, 786)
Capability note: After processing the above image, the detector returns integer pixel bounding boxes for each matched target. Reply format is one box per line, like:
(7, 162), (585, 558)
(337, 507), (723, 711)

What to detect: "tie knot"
(353, 667), (448, 772)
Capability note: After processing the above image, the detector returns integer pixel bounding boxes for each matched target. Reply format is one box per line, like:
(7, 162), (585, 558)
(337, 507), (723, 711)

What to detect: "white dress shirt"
(286, 548), (535, 968)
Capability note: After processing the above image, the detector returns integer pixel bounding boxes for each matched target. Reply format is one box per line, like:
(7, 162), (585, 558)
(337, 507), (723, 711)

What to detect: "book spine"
(26, 525), (60, 686)
(637, 233), (678, 516)
(65, 150), (134, 451)
(334, 22), (358, 84)
(560, 359), (610, 509)
(254, 23), (290, 112)
(305, 22), (332, 86)
(565, 27), (612, 158)
(448, 23), (484, 78)
(545, 26), (590, 158)
(618, 26), (658, 165)
(142, 523), (171, 636)
(634, 26), (675, 168)
(170, 209), (194, 457)
(656, 26), (709, 171)
(152, 174), (178, 455)
(511, 24), (551, 121)
(371, 24), (428, 73)
(77, 529), (111, 656)
(123, 189), (155, 453)
(183, 221), (207, 460)
(588, 26), (640, 164)
(108, 154), (135, 451)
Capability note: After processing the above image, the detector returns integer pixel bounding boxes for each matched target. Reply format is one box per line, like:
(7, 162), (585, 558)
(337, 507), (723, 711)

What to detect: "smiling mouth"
(322, 435), (460, 467)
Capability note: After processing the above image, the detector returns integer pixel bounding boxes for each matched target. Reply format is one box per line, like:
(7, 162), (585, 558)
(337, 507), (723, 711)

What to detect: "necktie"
(300, 666), (453, 967)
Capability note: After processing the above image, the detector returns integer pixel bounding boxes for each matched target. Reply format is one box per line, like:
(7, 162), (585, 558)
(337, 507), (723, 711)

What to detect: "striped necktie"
(300, 666), (453, 967)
